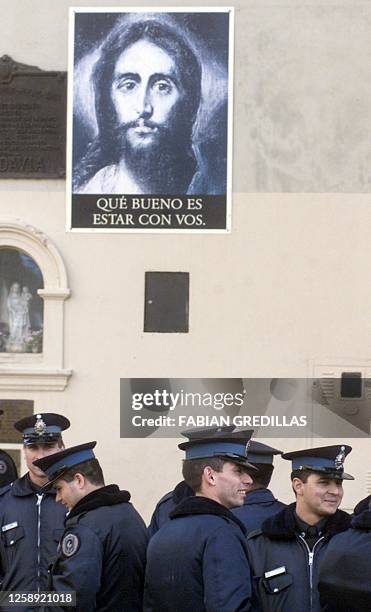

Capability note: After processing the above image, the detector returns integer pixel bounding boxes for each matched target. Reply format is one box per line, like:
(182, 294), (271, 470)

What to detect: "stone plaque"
(0, 55), (66, 178)
(0, 400), (33, 443)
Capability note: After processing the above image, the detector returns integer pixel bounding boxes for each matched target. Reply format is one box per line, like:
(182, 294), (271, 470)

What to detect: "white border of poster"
(66, 7), (234, 233)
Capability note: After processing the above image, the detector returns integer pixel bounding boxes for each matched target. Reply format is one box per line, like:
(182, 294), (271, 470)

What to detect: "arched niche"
(0, 220), (72, 391)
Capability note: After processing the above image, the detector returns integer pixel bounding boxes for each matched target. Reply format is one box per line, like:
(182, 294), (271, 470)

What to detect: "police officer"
(246, 445), (353, 612)
(232, 441), (286, 532)
(318, 494), (371, 611)
(148, 425), (235, 537)
(34, 441), (148, 611)
(144, 430), (256, 611)
(0, 450), (18, 488)
(0, 413), (70, 610)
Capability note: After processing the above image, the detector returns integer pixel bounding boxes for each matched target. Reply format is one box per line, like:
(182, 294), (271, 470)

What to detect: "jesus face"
(111, 39), (184, 153)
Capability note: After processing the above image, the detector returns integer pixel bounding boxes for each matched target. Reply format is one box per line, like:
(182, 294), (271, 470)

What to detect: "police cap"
(180, 425), (235, 440)
(247, 441), (282, 465)
(282, 444), (354, 480)
(178, 429), (257, 471)
(14, 413), (70, 446)
(33, 441), (97, 490)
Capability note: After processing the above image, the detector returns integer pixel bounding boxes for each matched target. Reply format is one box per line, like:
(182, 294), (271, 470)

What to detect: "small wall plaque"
(0, 400), (33, 443)
(0, 55), (66, 178)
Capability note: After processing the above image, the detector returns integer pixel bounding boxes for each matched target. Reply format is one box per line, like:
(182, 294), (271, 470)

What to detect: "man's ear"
(203, 466), (216, 486)
(74, 473), (85, 489)
(292, 477), (304, 497)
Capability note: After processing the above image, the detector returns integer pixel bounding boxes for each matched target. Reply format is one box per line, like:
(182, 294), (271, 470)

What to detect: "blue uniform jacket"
(147, 480), (193, 537)
(0, 474), (66, 608)
(246, 503), (351, 612)
(48, 485), (148, 612)
(232, 488), (286, 533)
(318, 503), (371, 611)
(144, 496), (252, 612)
(353, 493), (370, 515)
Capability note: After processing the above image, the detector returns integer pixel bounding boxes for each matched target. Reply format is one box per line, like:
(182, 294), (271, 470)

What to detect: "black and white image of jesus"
(70, 10), (232, 199)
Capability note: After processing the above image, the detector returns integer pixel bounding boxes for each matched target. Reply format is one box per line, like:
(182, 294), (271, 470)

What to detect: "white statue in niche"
(21, 286), (32, 334)
(6, 282), (32, 352)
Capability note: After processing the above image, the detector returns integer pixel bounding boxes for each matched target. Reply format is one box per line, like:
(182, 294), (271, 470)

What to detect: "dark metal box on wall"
(0, 56), (66, 178)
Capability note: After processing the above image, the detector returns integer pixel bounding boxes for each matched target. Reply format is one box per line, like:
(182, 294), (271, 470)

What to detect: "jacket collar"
(12, 473), (56, 497)
(351, 508), (371, 530)
(172, 480), (194, 504)
(243, 488), (276, 506)
(170, 495), (247, 535)
(67, 484), (130, 521)
(260, 502), (351, 540)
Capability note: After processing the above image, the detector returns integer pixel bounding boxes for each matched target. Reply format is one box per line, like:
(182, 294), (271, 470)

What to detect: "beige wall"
(0, 1), (370, 522)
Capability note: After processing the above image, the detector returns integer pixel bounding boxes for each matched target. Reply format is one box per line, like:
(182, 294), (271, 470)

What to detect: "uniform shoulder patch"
(0, 459), (8, 475)
(61, 532), (80, 557)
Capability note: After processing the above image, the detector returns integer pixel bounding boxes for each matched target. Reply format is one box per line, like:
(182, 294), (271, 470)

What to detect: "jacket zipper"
(297, 535), (325, 611)
(36, 494), (43, 592)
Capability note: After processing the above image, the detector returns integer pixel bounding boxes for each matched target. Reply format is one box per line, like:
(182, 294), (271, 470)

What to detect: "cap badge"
(335, 445), (346, 470)
(245, 439), (251, 455)
(34, 415), (47, 436)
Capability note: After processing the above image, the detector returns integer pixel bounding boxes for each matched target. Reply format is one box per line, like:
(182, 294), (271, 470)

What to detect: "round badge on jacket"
(61, 533), (80, 557)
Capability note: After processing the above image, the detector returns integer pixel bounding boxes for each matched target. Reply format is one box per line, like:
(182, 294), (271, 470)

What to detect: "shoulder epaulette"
(246, 528), (263, 540)
(0, 483), (12, 497)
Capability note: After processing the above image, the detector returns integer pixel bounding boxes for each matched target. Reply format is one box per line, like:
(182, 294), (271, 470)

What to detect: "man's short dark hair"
(60, 458), (105, 487)
(291, 469), (312, 484)
(182, 457), (227, 492)
(74, 17), (202, 189)
(250, 463), (274, 489)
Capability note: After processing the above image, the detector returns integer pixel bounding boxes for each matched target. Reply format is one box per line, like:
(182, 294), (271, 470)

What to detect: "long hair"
(74, 18), (202, 190)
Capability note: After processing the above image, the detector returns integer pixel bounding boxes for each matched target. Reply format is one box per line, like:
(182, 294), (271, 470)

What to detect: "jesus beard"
(113, 119), (197, 194)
